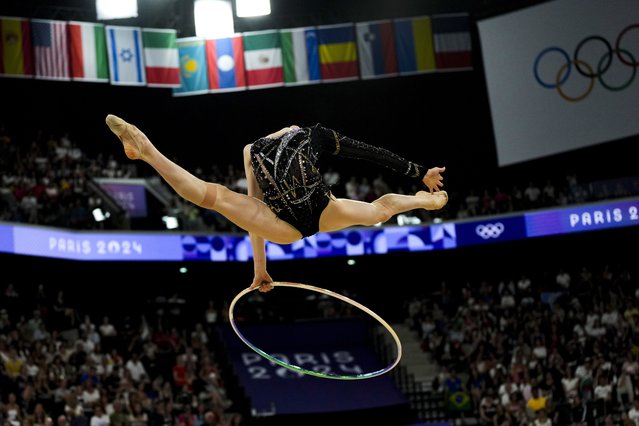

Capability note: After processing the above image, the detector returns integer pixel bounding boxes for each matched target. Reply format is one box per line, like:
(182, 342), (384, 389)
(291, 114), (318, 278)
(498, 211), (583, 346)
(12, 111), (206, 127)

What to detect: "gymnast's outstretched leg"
(104, 114), (301, 244)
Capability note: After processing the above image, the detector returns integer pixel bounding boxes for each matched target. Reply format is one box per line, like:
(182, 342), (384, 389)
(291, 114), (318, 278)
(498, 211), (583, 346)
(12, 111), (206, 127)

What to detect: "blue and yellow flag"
(317, 23), (358, 82)
(173, 37), (209, 96)
(393, 16), (436, 75)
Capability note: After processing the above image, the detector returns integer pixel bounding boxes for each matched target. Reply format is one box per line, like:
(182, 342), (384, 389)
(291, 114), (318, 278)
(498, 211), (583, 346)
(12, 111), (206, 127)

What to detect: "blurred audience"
(405, 262), (639, 425)
(0, 287), (243, 426)
(1, 120), (639, 232)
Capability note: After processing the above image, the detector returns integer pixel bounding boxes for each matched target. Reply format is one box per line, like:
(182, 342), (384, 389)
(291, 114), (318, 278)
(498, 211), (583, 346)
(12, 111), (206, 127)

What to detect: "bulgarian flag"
(142, 28), (180, 87)
(243, 30), (284, 89)
(68, 21), (109, 82)
(0, 16), (33, 77)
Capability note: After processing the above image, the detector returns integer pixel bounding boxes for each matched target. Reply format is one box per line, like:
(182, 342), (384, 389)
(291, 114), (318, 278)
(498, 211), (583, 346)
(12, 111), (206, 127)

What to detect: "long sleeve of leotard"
(310, 123), (427, 181)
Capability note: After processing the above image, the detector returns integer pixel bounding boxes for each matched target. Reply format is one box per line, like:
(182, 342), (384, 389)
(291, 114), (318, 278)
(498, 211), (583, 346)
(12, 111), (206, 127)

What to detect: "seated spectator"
(107, 401), (126, 426)
(124, 353), (147, 384)
(593, 373), (613, 416)
(617, 369), (635, 408)
(628, 398), (639, 425)
(127, 403), (147, 426)
(526, 387), (547, 415)
(89, 405), (109, 426)
(479, 389), (500, 426)
(5, 392), (22, 426)
(533, 409), (552, 426)
(3, 348), (24, 379)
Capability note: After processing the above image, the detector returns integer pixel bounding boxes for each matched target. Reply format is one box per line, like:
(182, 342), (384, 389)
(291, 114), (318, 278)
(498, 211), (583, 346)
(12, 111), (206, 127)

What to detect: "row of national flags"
(175, 14), (472, 96)
(0, 13), (472, 96)
(0, 17), (180, 87)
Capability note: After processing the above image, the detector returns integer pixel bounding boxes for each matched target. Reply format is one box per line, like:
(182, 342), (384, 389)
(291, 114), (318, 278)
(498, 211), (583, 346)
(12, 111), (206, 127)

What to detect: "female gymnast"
(105, 115), (448, 293)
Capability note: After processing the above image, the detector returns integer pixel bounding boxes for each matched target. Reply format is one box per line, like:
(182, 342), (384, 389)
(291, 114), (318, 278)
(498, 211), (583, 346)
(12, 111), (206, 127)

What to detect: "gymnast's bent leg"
(318, 191), (448, 233)
(105, 114), (301, 244)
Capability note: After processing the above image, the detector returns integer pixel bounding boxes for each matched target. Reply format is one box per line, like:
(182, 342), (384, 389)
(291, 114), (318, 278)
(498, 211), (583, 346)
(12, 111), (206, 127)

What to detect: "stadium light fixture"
(194, 0), (235, 39)
(397, 214), (421, 226)
(235, 0), (271, 17)
(96, 0), (139, 20)
(162, 215), (180, 230)
(92, 208), (111, 222)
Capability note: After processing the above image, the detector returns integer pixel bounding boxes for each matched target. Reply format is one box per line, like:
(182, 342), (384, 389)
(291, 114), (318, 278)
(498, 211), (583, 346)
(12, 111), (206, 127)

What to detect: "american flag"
(31, 19), (70, 80)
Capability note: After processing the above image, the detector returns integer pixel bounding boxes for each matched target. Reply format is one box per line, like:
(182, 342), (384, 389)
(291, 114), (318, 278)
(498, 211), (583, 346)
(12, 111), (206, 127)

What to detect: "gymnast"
(105, 115), (448, 293)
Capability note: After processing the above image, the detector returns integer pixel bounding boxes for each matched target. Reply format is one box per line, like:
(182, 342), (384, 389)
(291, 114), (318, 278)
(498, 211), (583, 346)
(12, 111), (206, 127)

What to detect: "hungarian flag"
(317, 23), (359, 82)
(205, 35), (246, 92)
(393, 16), (436, 75)
(142, 28), (180, 87)
(243, 30), (284, 89)
(105, 25), (146, 86)
(0, 16), (33, 77)
(31, 19), (70, 80)
(356, 20), (397, 79)
(68, 21), (109, 82)
(280, 26), (320, 85)
(432, 13), (472, 70)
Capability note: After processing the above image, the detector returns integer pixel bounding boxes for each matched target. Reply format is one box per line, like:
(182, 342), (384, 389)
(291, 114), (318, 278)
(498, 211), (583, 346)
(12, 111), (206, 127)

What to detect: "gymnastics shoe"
(105, 114), (145, 160)
(416, 190), (448, 210)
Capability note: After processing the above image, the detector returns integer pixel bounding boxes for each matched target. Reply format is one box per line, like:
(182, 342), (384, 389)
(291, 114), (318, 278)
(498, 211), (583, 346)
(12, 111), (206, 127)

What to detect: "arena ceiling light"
(194, 0), (235, 39)
(162, 215), (179, 230)
(92, 208), (110, 222)
(397, 214), (421, 226)
(96, 0), (139, 20)
(235, 0), (271, 17)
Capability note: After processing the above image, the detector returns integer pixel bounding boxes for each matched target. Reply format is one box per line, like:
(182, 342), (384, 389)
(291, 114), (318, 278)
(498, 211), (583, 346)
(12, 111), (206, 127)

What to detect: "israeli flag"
(106, 25), (146, 86)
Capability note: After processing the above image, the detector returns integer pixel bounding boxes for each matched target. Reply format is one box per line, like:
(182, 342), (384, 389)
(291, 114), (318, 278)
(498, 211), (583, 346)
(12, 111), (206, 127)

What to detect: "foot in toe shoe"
(105, 114), (145, 160)
(105, 114), (127, 137)
(417, 190), (448, 210)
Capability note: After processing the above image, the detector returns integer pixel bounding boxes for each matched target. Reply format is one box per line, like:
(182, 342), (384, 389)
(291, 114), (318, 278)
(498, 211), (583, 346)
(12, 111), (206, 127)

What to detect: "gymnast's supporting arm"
(311, 124), (445, 193)
(243, 144), (274, 292)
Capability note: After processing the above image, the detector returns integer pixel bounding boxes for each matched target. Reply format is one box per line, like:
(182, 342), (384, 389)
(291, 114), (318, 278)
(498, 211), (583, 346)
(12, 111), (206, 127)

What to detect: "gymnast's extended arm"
(310, 124), (445, 193)
(243, 144), (274, 292)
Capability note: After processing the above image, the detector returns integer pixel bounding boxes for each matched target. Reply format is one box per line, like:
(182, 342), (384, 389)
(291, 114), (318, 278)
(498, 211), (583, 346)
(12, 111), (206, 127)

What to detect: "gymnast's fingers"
(259, 282), (274, 293)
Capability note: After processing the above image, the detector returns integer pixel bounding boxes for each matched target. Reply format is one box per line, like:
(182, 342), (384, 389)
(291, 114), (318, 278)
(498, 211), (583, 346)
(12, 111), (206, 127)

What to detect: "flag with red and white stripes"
(31, 19), (70, 80)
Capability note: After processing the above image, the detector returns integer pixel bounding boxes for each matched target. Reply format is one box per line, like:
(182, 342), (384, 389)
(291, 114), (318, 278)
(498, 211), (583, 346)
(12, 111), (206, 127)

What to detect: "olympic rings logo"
(533, 24), (639, 102)
(475, 223), (504, 239)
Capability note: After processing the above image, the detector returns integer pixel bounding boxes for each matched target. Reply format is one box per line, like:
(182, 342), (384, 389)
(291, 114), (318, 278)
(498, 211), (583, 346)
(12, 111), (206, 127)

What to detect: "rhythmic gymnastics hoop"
(229, 281), (403, 380)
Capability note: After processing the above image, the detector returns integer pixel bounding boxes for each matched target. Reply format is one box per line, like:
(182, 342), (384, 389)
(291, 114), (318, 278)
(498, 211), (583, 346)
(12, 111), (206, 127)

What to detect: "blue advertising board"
(1, 196), (638, 261)
(217, 318), (407, 415)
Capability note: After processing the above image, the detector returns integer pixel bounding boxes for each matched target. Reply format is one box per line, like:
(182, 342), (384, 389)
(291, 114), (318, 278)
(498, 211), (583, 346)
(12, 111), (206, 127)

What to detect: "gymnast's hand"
(423, 167), (446, 193)
(265, 125), (301, 140)
(249, 270), (274, 293)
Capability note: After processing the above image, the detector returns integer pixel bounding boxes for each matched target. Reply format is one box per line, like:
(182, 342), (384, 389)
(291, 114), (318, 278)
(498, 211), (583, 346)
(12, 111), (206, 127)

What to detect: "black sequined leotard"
(250, 123), (427, 237)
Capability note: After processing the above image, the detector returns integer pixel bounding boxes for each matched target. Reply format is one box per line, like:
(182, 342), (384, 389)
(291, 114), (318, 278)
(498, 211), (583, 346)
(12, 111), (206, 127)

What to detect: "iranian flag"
(243, 30), (283, 89)
(142, 28), (180, 87)
(68, 21), (108, 82)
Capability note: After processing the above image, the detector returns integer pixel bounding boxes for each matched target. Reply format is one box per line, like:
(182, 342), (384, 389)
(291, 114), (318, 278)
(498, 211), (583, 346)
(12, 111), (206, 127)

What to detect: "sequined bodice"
(250, 127), (328, 232)
(250, 123), (427, 236)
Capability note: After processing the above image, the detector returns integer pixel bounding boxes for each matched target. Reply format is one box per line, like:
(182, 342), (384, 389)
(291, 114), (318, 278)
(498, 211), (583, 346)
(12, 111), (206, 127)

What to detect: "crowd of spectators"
(2, 121), (639, 233)
(0, 284), (243, 426)
(0, 122), (135, 230)
(4, 120), (639, 426)
(405, 262), (639, 425)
